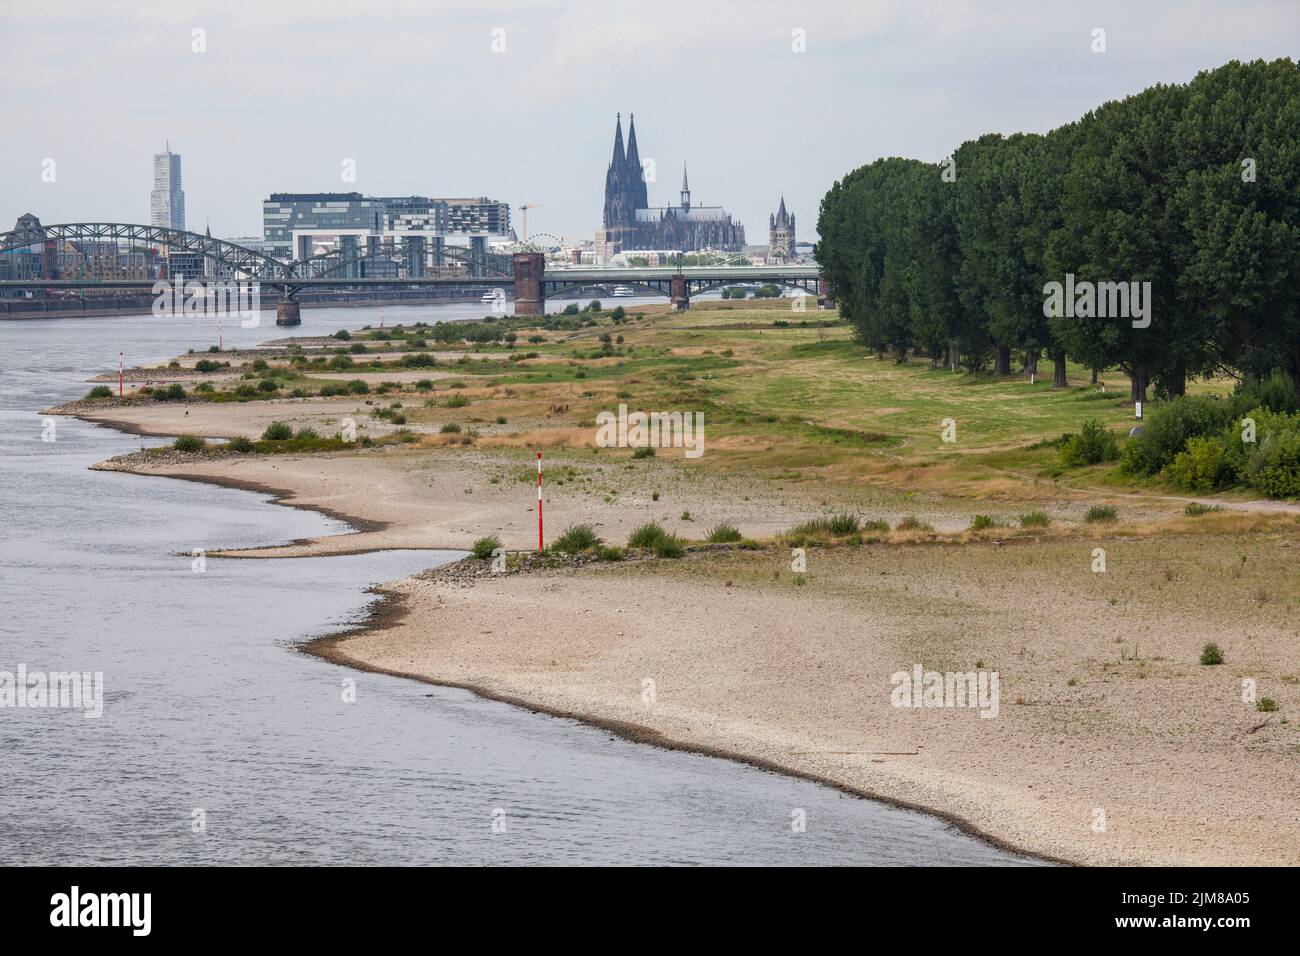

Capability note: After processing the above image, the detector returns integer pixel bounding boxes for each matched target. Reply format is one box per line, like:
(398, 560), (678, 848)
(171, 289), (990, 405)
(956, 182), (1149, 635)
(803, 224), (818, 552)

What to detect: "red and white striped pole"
(537, 451), (544, 551)
(118, 352), (124, 397)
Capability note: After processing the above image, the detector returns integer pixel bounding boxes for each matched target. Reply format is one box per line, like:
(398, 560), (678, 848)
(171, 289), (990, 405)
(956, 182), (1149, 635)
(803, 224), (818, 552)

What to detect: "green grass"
(1019, 510), (1051, 527)
(471, 535), (501, 561)
(1200, 642), (1225, 666)
(705, 522), (742, 543)
(1084, 504), (1118, 523)
(550, 524), (601, 554)
(628, 521), (671, 549)
(1184, 502), (1223, 516)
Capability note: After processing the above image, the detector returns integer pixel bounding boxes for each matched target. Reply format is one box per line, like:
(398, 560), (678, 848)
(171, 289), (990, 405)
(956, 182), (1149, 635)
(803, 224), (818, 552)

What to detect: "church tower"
(769, 195), (795, 261)
(680, 164), (691, 211)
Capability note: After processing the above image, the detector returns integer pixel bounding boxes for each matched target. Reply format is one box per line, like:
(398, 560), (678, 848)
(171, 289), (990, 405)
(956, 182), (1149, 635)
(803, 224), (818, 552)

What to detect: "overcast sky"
(2, 0), (1296, 246)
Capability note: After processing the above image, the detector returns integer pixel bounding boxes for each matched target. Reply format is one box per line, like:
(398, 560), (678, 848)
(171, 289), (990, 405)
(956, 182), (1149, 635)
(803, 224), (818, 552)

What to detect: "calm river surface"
(0, 300), (1038, 865)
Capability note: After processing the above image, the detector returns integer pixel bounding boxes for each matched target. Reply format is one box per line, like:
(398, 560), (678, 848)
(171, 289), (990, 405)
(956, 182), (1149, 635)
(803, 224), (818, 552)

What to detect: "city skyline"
(3, 1), (1296, 244)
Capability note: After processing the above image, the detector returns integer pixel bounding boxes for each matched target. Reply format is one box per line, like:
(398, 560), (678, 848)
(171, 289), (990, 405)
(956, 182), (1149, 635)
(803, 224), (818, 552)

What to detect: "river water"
(0, 300), (1037, 865)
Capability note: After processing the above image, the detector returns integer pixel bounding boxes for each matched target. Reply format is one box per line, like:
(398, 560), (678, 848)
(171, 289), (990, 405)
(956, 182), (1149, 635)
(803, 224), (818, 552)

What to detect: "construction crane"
(518, 203), (541, 242)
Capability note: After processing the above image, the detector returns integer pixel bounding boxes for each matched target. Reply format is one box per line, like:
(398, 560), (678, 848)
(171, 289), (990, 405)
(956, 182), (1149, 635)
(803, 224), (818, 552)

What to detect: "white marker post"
(537, 452), (544, 551)
(118, 352), (124, 397)
(1135, 401), (1144, 420)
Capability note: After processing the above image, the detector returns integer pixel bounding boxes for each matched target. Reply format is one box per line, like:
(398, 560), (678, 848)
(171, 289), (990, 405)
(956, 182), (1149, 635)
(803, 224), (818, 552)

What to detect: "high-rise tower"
(151, 143), (186, 231)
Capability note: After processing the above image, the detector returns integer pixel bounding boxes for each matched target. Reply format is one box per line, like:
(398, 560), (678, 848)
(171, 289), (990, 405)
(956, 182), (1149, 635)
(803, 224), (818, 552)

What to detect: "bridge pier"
(671, 274), (689, 310)
(275, 300), (302, 326)
(512, 252), (545, 316)
(817, 275), (831, 309)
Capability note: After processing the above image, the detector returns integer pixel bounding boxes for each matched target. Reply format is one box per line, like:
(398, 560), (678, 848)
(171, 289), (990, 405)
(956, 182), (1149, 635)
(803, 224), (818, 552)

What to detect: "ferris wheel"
(522, 232), (567, 263)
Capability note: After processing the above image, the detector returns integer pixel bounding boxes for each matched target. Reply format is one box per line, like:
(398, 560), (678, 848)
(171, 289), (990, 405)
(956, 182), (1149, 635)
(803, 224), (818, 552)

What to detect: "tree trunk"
(1130, 370), (1148, 405)
(1053, 350), (1068, 388)
(994, 345), (1011, 376)
(1025, 350), (1039, 378)
(1091, 367), (1099, 385)
(948, 341), (960, 372)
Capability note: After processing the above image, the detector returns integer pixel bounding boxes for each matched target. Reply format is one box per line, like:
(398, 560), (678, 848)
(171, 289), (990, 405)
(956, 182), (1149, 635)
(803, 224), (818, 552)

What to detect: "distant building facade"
(261, 193), (511, 274)
(768, 196), (796, 261)
(599, 114), (745, 255)
(150, 145), (186, 231)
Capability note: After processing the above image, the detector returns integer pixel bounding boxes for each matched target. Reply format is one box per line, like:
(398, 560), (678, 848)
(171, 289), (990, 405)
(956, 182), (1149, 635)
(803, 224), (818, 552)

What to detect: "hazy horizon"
(3, 0), (1296, 247)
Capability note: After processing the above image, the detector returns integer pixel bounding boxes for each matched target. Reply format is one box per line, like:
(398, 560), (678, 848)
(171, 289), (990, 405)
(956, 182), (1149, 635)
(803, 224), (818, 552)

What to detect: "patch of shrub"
(1083, 504), (1118, 523)
(551, 524), (601, 554)
(1257, 697), (1278, 712)
(257, 378), (278, 393)
(705, 523), (742, 543)
(444, 393), (469, 408)
(318, 383), (346, 397)
(598, 546), (625, 561)
(970, 515), (999, 531)
(1019, 510), (1051, 527)
(1199, 642), (1224, 666)
(1183, 502), (1223, 516)
(653, 534), (685, 559)
(333, 329), (351, 340)
(1060, 419), (1120, 467)
(1165, 436), (1232, 492)
(86, 385), (113, 399)
(262, 421), (294, 441)
(895, 515), (933, 532)
(439, 422), (461, 434)
(631, 446), (655, 459)
(471, 535), (501, 561)
(173, 435), (204, 452)
(226, 436), (254, 453)
(347, 379), (370, 394)
(1121, 395), (1234, 476)
(628, 522), (670, 549)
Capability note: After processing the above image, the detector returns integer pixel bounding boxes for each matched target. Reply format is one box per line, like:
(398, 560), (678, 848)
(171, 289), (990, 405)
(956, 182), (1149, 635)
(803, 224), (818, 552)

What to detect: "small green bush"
(333, 329), (351, 340)
(1060, 419), (1120, 467)
(597, 546), (625, 561)
(226, 436), (254, 453)
(1199, 642), (1224, 666)
(295, 427), (319, 440)
(705, 523), (742, 543)
(628, 522), (670, 549)
(551, 524), (601, 554)
(826, 513), (860, 535)
(1083, 504), (1118, 523)
(262, 421), (294, 441)
(631, 446), (655, 459)
(1165, 436), (1233, 492)
(439, 422), (461, 434)
(1019, 510), (1051, 527)
(896, 515), (933, 532)
(445, 393), (469, 408)
(1257, 697), (1278, 713)
(1183, 502), (1222, 516)
(173, 435), (204, 452)
(86, 385), (113, 399)
(347, 379), (370, 394)
(471, 535), (501, 561)
(970, 515), (998, 531)
(653, 535), (685, 559)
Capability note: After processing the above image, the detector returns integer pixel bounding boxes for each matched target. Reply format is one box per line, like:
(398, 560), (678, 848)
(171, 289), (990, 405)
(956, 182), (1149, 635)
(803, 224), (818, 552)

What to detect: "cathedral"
(598, 114), (746, 255)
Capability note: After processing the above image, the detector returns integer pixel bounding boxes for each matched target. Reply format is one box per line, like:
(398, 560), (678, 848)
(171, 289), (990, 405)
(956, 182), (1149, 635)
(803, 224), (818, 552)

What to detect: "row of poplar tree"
(813, 59), (1300, 402)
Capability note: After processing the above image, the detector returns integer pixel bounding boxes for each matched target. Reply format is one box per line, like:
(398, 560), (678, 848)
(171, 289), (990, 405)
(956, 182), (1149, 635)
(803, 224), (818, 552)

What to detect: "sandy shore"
(60, 386), (1300, 866)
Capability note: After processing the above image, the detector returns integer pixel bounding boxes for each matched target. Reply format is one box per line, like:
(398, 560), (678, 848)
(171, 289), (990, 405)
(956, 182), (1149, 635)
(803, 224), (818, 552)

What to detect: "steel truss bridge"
(0, 222), (826, 318)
